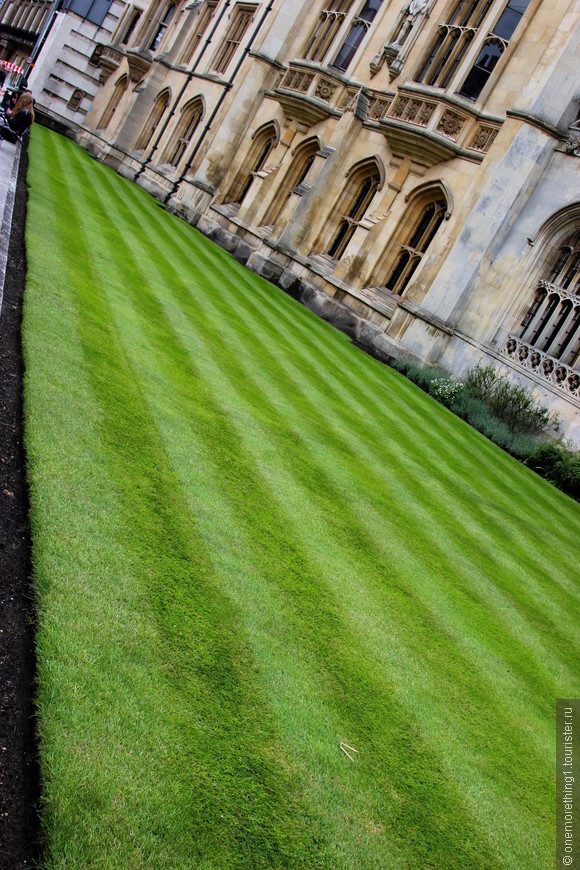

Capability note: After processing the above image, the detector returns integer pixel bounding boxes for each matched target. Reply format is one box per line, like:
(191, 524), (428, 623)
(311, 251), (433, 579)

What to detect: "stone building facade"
(55, 0), (580, 443)
(24, 0), (128, 132)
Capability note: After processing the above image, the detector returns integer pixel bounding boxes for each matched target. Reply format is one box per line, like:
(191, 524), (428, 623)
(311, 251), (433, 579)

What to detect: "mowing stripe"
(62, 131), (505, 868)
(29, 130), (323, 868)
(64, 137), (563, 864)
(24, 128), (580, 868)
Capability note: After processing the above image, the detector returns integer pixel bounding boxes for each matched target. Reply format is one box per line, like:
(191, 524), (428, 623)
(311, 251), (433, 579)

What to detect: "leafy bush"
(428, 377), (464, 409)
(464, 365), (558, 435)
(527, 441), (580, 500)
(390, 359), (447, 392)
(449, 390), (537, 458)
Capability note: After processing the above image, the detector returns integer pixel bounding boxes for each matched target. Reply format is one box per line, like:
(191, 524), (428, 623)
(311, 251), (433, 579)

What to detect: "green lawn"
(23, 125), (580, 868)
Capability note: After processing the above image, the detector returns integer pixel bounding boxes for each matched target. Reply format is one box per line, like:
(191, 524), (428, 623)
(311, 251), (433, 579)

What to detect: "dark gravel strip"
(0, 144), (41, 869)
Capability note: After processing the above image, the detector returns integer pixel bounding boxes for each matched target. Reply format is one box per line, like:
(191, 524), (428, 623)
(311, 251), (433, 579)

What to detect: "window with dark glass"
(385, 199), (446, 295)
(517, 231), (580, 366)
(149, 3), (176, 52)
(301, 0), (356, 63)
(415, 0), (494, 88)
(458, 0), (531, 100)
(211, 4), (256, 74)
(65, 0), (113, 26)
(121, 10), (141, 46)
(331, 0), (383, 71)
(327, 166), (380, 259)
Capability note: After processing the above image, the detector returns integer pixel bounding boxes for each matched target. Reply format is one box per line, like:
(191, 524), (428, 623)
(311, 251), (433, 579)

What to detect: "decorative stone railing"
(272, 65), (501, 165)
(272, 62), (349, 126)
(502, 335), (580, 397)
(379, 87), (500, 166)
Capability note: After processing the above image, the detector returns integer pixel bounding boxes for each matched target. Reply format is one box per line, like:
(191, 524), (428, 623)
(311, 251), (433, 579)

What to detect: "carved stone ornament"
(437, 111), (465, 139)
(370, 0), (428, 79)
(563, 135), (580, 156)
(97, 45), (124, 82)
(126, 50), (153, 84)
(315, 79), (338, 103)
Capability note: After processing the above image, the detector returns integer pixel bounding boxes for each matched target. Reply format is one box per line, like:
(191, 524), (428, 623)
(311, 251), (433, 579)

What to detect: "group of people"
(0, 86), (35, 144)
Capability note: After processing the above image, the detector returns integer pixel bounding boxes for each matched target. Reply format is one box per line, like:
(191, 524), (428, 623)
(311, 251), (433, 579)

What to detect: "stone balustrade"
(502, 335), (580, 398)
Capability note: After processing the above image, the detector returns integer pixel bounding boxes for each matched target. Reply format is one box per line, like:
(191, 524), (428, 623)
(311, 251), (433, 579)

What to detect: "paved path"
(0, 138), (21, 321)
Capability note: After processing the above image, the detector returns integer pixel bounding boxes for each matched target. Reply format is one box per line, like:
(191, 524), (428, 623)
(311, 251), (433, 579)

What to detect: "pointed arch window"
(374, 187), (449, 295)
(149, 3), (177, 52)
(226, 122), (279, 205)
(162, 97), (204, 167)
(121, 9), (141, 45)
(181, 1), (218, 65)
(302, 0), (356, 63)
(324, 158), (382, 260)
(135, 90), (170, 151)
(415, 0), (494, 88)
(262, 137), (320, 228)
(458, 0), (531, 101)
(517, 231), (580, 367)
(98, 73), (128, 129)
(331, 0), (383, 72)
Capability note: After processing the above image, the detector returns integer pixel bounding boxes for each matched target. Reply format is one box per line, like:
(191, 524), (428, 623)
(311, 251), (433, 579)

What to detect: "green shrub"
(390, 359), (446, 392)
(449, 391), (537, 458)
(527, 441), (580, 500)
(428, 377), (464, 409)
(464, 365), (558, 435)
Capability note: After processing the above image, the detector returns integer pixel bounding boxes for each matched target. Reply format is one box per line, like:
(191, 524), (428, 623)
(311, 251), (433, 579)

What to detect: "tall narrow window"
(382, 195), (447, 295)
(211, 4), (256, 74)
(301, 0), (355, 63)
(98, 73), (128, 129)
(121, 10), (141, 46)
(331, 0), (382, 72)
(181, 1), (217, 65)
(458, 0), (531, 100)
(517, 231), (580, 367)
(162, 98), (204, 167)
(262, 138), (320, 228)
(149, 3), (176, 52)
(226, 122), (278, 205)
(323, 158), (382, 260)
(135, 90), (170, 151)
(415, 0), (494, 89)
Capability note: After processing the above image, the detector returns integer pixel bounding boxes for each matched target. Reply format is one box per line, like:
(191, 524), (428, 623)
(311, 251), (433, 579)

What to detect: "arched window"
(302, 0), (356, 63)
(372, 183), (450, 296)
(162, 97), (204, 167)
(384, 199), (446, 294)
(331, 0), (383, 72)
(225, 122), (279, 205)
(517, 231), (580, 366)
(181, 1), (217, 65)
(149, 3), (176, 52)
(121, 10), (141, 46)
(325, 157), (382, 260)
(262, 137), (320, 228)
(415, 0), (495, 88)
(98, 73), (128, 130)
(458, 0), (531, 100)
(135, 89), (170, 152)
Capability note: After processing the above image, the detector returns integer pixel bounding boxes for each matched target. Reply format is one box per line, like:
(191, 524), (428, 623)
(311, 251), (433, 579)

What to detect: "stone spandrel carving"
(370, 0), (429, 80)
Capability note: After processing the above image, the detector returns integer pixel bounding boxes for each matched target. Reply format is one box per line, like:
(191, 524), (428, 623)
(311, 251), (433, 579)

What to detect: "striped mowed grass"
(23, 125), (579, 868)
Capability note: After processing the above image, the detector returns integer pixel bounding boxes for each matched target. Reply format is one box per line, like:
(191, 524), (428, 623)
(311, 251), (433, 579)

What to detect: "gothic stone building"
(66, 0), (580, 444)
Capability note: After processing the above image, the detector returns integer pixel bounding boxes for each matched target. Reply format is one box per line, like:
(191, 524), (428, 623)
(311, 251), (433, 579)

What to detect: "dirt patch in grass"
(0, 145), (40, 868)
